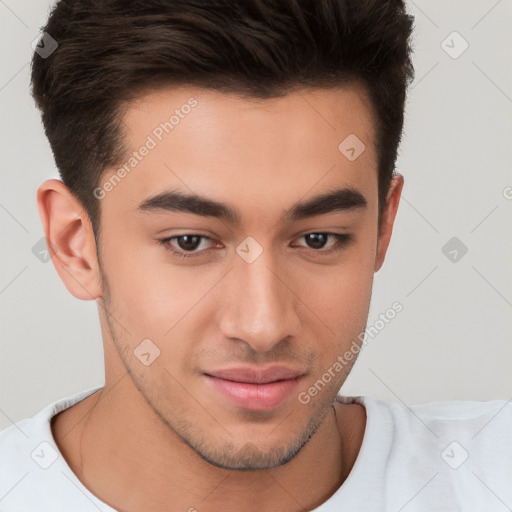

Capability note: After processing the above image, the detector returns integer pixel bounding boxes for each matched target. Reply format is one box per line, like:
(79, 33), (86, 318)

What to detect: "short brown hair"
(31, 0), (415, 235)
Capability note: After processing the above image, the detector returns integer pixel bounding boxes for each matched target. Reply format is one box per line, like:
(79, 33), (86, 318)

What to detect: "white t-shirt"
(1, 386), (511, 511)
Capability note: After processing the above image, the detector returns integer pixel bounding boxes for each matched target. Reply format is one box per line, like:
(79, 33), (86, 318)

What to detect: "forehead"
(102, 84), (378, 223)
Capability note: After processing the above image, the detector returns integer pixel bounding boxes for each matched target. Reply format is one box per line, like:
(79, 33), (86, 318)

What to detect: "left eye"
(295, 233), (351, 251)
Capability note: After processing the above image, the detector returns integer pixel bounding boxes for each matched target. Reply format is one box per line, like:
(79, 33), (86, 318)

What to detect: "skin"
(39, 84), (403, 512)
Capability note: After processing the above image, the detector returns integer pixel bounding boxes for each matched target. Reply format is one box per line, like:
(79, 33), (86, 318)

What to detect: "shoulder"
(336, 395), (512, 510)
(360, 396), (512, 462)
(351, 394), (512, 438)
(0, 399), (61, 475)
(0, 386), (107, 511)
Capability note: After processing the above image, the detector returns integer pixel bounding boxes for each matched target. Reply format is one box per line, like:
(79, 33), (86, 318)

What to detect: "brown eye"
(303, 233), (329, 249)
(159, 234), (216, 258)
(296, 233), (353, 252)
(175, 235), (203, 251)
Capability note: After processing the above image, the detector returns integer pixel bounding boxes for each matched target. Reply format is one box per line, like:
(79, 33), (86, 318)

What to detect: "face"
(95, 85), (383, 470)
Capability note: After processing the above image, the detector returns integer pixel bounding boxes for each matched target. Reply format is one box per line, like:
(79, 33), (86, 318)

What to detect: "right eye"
(159, 234), (219, 258)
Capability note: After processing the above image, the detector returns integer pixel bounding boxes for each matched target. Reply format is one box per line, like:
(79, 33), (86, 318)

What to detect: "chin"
(182, 413), (325, 471)
(192, 439), (306, 471)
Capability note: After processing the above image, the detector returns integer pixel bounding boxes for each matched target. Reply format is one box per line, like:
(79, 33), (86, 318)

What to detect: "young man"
(1, 1), (510, 511)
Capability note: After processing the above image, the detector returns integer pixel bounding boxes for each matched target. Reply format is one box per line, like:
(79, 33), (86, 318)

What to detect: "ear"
(374, 172), (404, 272)
(36, 179), (102, 300)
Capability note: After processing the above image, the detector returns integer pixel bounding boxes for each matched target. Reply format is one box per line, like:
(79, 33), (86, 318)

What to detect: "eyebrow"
(138, 186), (367, 225)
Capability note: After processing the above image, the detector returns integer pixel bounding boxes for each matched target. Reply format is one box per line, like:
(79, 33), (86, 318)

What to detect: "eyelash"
(158, 233), (353, 259)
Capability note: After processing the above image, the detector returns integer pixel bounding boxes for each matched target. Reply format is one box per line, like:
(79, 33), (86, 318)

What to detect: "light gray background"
(1, 0), (511, 430)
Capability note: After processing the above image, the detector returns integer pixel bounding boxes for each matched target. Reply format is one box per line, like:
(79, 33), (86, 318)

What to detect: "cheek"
(98, 232), (220, 355)
(308, 271), (373, 356)
(306, 237), (376, 324)
(98, 231), (169, 336)
(295, 237), (376, 374)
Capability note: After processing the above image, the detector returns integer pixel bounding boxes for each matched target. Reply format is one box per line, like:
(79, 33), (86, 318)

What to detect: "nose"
(216, 246), (301, 353)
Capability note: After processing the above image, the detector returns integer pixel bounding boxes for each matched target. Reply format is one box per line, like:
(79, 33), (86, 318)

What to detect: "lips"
(206, 366), (303, 384)
(204, 366), (304, 411)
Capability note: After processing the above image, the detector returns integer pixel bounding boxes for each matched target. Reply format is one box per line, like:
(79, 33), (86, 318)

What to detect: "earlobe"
(374, 172), (404, 272)
(36, 179), (102, 300)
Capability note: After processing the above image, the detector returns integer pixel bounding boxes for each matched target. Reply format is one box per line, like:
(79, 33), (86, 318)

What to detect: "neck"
(52, 376), (365, 512)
